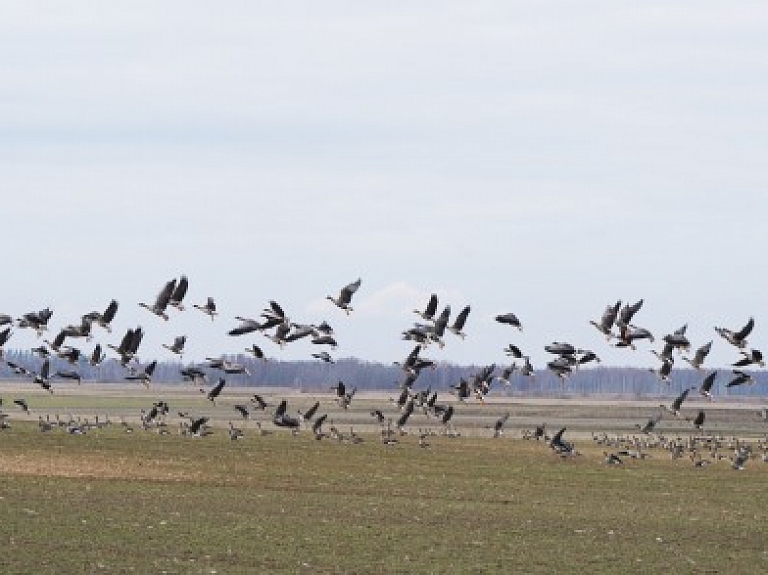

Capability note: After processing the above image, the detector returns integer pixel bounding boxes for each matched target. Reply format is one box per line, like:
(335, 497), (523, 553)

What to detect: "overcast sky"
(1, 2), (767, 372)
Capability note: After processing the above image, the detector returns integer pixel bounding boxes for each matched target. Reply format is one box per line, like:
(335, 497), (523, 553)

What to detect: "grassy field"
(0, 386), (767, 574)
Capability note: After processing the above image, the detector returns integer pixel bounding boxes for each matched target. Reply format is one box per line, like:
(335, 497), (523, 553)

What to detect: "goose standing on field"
(139, 279), (176, 321)
(414, 294), (438, 321)
(193, 297), (217, 320)
(327, 278), (361, 314)
(715, 317), (754, 349)
(683, 341), (713, 370)
(169, 275), (188, 311)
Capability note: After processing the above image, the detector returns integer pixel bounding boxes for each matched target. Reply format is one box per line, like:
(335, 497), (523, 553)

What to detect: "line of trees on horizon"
(0, 349), (766, 399)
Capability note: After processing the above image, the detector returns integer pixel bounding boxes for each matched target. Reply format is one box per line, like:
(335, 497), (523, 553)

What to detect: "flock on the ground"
(0, 277), (767, 469)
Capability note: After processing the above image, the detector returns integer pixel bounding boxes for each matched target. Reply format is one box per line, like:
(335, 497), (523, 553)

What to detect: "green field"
(0, 386), (767, 574)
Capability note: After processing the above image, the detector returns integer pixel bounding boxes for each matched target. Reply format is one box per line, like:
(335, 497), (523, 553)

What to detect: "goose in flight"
(0, 327), (11, 357)
(590, 301), (621, 339)
(311, 334), (338, 347)
(430, 305), (451, 347)
(139, 279), (176, 321)
(683, 341), (712, 370)
(663, 387), (692, 416)
(637, 411), (662, 434)
(414, 293), (438, 321)
(495, 313), (522, 331)
(125, 361), (157, 387)
(229, 317), (264, 336)
(169, 275), (188, 311)
(298, 401), (320, 424)
(312, 351), (335, 363)
(327, 278), (361, 314)
(504, 343), (524, 359)
(162, 335), (186, 356)
(698, 371), (717, 400)
(202, 378), (226, 403)
(193, 297), (217, 320)
(32, 359), (53, 393)
(448, 305), (471, 339)
(109, 327), (144, 367)
(86, 299), (118, 332)
(53, 369), (82, 384)
(726, 370), (754, 388)
(251, 394), (268, 410)
(614, 324), (654, 349)
(204, 357), (250, 376)
(244, 344), (267, 360)
(649, 358), (673, 382)
(715, 317), (754, 349)
(732, 349), (765, 368)
(17, 307), (54, 336)
(689, 410), (705, 430)
(492, 412), (510, 438)
(617, 299), (643, 328)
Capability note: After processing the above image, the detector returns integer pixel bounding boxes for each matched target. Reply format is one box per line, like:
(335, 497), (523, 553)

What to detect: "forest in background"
(0, 349), (765, 399)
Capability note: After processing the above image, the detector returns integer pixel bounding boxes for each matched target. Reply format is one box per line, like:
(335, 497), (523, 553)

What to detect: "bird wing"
(696, 341), (713, 361)
(102, 300), (119, 323)
(339, 278), (362, 304)
(155, 279), (176, 310)
(700, 371), (716, 392)
(452, 306), (470, 330)
(425, 294), (438, 317)
(171, 276), (188, 302)
(735, 317), (755, 340)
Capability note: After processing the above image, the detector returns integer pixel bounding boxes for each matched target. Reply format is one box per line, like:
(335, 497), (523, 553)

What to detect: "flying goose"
(698, 371), (717, 400)
(495, 313), (522, 331)
(448, 305), (471, 339)
(327, 278), (361, 314)
(715, 317), (754, 349)
(139, 279), (176, 321)
(162, 335), (187, 356)
(414, 293), (438, 321)
(193, 297), (217, 320)
(732, 349), (765, 368)
(169, 275), (188, 311)
(590, 301), (621, 338)
(683, 341), (712, 370)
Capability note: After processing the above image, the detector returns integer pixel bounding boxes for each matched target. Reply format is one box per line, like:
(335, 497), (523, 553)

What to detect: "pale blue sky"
(1, 2), (767, 370)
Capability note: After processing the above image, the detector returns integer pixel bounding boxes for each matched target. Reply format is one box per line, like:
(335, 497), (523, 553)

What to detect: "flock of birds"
(0, 277), (767, 469)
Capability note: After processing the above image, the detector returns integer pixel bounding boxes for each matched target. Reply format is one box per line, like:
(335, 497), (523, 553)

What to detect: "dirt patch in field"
(0, 453), (188, 482)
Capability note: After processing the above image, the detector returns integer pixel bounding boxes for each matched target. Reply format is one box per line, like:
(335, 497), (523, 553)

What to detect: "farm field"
(0, 384), (767, 574)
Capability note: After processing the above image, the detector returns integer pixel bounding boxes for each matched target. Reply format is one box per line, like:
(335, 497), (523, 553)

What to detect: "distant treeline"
(0, 349), (766, 399)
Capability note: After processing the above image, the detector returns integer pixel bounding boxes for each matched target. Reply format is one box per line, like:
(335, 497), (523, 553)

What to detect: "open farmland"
(0, 384), (767, 574)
